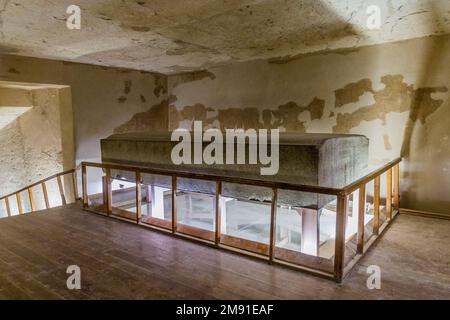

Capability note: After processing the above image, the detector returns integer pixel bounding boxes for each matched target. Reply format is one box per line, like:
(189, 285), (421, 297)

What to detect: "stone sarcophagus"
(101, 132), (369, 210)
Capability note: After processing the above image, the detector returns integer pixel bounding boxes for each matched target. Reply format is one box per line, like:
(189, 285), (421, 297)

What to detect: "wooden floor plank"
(0, 204), (449, 299)
(33, 210), (311, 297)
(0, 211), (213, 299)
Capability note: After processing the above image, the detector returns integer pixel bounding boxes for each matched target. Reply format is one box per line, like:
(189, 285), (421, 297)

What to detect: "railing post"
(105, 168), (112, 216)
(135, 171), (142, 223)
(16, 193), (23, 215)
(334, 194), (348, 282)
(4, 198), (11, 217)
(56, 175), (67, 205)
(41, 182), (50, 209)
(373, 176), (380, 235)
(81, 164), (88, 208)
(214, 181), (222, 245)
(102, 176), (107, 206)
(269, 188), (278, 262)
(72, 170), (79, 201)
(393, 164), (400, 211)
(28, 188), (36, 212)
(356, 184), (366, 254)
(171, 176), (177, 234)
(386, 168), (392, 219)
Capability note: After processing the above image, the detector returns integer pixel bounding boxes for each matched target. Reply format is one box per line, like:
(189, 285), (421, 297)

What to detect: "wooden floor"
(0, 204), (449, 299)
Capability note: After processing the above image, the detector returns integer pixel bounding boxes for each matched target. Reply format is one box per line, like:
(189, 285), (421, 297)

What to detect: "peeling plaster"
(169, 70), (216, 89)
(114, 73), (447, 140)
(166, 40), (220, 56)
(7, 67), (19, 74)
(333, 75), (448, 133)
(114, 100), (169, 134)
(153, 75), (167, 98)
(268, 46), (361, 65)
(113, 95), (326, 133)
(123, 80), (132, 94)
(334, 78), (374, 108)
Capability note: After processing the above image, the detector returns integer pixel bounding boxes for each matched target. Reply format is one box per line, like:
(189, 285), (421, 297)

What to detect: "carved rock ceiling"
(0, 0), (449, 74)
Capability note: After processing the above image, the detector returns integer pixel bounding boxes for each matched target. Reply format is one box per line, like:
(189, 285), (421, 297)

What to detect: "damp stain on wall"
(153, 75), (167, 98)
(334, 78), (374, 108)
(166, 97), (325, 131)
(123, 79), (132, 94)
(217, 107), (262, 130)
(170, 70), (216, 89)
(169, 103), (215, 128)
(333, 75), (448, 133)
(7, 68), (20, 74)
(111, 72), (447, 156)
(114, 99), (169, 133)
(113, 94), (326, 133)
(262, 98), (325, 131)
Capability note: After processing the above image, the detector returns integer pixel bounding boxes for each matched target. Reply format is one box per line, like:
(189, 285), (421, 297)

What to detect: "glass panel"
(75, 169), (82, 200)
(176, 178), (215, 241)
(140, 173), (173, 229)
(0, 200), (6, 218)
(60, 173), (75, 203)
(110, 176), (138, 220)
(8, 195), (19, 216)
(85, 166), (105, 212)
(319, 203), (337, 260)
(364, 180), (375, 243)
(31, 184), (46, 212)
(344, 190), (358, 265)
(274, 189), (335, 273)
(379, 172), (388, 226)
(220, 182), (272, 255)
(18, 190), (31, 214)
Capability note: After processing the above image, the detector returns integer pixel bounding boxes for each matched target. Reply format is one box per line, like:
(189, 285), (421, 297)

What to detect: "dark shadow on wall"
(400, 30), (448, 157)
(400, 6), (450, 214)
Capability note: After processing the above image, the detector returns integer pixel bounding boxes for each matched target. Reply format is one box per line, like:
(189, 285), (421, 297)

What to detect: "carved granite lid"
(104, 132), (368, 146)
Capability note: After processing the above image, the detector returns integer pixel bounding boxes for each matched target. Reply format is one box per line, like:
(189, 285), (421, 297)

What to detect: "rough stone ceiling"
(0, 0), (449, 74)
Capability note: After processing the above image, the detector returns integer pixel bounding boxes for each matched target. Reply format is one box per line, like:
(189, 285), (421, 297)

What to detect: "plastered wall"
(0, 55), (168, 164)
(164, 35), (450, 214)
(0, 83), (74, 215)
(1, 34), (449, 214)
(0, 55), (168, 200)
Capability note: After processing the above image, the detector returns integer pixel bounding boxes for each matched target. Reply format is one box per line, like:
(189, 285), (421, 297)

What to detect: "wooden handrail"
(81, 158), (401, 196)
(0, 164), (81, 216)
(0, 157), (401, 282)
(81, 157), (402, 282)
(82, 161), (340, 196)
(0, 168), (77, 200)
(0, 163), (82, 201)
(342, 158), (401, 195)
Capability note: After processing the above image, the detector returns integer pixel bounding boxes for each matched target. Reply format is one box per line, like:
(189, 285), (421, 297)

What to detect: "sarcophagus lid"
(101, 132), (369, 209)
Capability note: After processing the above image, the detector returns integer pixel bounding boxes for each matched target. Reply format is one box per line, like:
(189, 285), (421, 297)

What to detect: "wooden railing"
(0, 168), (80, 217)
(81, 158), (401, 282)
